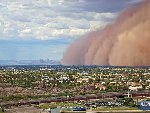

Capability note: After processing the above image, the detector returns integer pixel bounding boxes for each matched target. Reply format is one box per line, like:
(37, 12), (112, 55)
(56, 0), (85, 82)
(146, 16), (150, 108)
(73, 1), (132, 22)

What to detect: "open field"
(4, 106), (48, 113)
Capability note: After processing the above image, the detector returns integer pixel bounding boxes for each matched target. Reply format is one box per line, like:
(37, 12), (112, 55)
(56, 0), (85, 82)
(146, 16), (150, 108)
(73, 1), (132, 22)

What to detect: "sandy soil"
(5, 106), (48, 113)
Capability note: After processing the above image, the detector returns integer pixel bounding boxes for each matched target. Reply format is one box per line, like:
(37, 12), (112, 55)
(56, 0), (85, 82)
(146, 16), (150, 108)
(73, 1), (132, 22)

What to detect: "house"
(77, 78), (89, 83)
(129, 86), (142, 91)
(95, 83), (106, 90)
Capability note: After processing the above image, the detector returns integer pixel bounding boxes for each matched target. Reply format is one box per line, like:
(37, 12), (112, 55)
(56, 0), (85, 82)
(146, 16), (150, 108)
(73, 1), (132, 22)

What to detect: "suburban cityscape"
(0, 65), (150, 113)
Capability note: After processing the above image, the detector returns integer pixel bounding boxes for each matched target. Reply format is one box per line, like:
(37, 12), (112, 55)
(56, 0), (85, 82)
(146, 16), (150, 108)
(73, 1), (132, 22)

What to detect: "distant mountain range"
(0, 60), (60, 65)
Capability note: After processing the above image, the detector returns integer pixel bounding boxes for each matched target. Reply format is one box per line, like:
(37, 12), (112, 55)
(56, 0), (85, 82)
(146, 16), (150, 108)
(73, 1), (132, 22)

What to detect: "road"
(1, 93), (150, 108)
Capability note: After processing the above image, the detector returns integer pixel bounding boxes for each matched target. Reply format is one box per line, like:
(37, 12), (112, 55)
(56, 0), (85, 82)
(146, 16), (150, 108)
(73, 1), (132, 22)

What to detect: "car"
(72, 107), (86, 111)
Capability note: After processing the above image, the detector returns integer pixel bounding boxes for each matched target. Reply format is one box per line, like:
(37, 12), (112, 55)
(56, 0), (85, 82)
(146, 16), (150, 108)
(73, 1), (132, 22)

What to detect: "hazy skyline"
(0, 0), (142, 60)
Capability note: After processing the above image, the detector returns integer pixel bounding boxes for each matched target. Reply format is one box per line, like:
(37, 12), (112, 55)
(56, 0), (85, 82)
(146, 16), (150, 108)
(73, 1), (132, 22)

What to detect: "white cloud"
(47, 0), (65, 6)
(21, 29), (31, 33)
(0, 0), (121, 40)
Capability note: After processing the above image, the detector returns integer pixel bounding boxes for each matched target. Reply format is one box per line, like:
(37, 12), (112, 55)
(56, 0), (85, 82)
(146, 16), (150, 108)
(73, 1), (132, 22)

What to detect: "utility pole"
(127, 90), (130, 98)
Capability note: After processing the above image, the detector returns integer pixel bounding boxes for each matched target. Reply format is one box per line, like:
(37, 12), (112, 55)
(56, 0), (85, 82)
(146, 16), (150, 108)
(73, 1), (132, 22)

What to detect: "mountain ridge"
(0, 60), (60, 65)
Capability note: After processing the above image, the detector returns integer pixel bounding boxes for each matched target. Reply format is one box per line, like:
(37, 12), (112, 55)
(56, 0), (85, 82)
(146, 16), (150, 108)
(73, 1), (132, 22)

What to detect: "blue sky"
(0, 39), (72, 60)
(0, 0), (142, 60)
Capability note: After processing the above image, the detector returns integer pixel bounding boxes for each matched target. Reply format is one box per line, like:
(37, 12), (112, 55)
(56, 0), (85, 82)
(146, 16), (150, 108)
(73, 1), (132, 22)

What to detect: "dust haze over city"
(62, 0), (150, 66)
